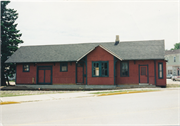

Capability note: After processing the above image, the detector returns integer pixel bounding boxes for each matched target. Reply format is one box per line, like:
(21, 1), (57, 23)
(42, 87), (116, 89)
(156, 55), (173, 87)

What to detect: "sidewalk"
(1, 87), (179, 105)
(0, 91), (96, 104)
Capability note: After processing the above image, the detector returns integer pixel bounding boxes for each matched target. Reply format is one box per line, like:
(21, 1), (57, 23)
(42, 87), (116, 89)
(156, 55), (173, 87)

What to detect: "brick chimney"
(114, 35), (119, 45)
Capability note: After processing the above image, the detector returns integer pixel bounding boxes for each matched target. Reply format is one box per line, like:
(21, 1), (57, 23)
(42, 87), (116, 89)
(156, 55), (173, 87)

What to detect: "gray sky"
(8, 0), (179, 50)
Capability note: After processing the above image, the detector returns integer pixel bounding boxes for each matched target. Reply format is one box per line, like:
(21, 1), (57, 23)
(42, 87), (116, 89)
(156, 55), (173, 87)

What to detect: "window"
(120, 61), (129, 77)
(168, 70), (172, 74)
(158, 62), (163, 79)
(60, 62), (68, 72)
(174, 57), (176, 62)
(141, 67), (146, 75)
(23, 64), (30, 72)
(78, 62), (84, 67)
(92, 61), (108, 77)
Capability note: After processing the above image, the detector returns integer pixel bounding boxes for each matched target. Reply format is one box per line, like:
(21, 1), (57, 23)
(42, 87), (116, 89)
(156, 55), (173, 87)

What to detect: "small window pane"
(61, 63), (68, 72)
(141, 67), (146, 75)
(62, 66), (67, 71)
(121, 62), (129, 76)
(105, 70), (107, 75)
(159, 71), (162, 78)
(95, 67), (99, 76)
(102, 62), (108, 76)
(159, 64), (162, 70)
(23, 64), (29, 72)
(168, 70), (172, 74)
(158, 63), (163, 79)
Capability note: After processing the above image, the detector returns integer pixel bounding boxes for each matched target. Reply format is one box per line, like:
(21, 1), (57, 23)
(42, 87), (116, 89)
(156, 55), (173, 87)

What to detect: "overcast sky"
(8, 0), (179, 50)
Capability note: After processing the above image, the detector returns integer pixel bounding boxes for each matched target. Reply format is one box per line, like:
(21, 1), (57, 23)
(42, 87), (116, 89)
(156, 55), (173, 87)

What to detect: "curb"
(97, 90), (159, 96)
(0, 101), (21, 105)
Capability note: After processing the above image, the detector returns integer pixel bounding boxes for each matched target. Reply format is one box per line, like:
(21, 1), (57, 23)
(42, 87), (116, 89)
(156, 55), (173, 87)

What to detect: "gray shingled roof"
(165, 49), (180, 55)
(5, 40), (165, 63)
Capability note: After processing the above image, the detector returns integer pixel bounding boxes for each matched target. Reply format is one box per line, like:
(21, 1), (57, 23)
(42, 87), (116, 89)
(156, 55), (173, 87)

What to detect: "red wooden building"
(6, 37), (166, 87)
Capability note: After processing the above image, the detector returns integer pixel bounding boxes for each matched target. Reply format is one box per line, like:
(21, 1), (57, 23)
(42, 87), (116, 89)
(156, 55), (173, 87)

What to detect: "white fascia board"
(99, 45), (122, 61)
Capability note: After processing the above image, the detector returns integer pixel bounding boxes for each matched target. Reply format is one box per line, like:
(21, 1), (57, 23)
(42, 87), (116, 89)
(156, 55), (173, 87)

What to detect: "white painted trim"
(99, 45), (122, 60)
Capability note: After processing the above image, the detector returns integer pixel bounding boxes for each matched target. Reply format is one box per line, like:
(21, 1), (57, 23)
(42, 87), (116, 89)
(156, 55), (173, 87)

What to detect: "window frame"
(168, 70), (172, 74)
(60, 62), (68, 72)
(23, 64), (30, 72)
(174, 56), (176, 62)
(158, 62), (163, 79)
(92, 61), (109, 77)
(120, 61), (129, 77)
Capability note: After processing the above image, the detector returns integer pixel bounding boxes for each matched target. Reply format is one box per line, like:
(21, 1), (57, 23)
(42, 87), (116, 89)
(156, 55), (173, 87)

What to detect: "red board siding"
(116, 60), (166, 86)
(45, 70), (51, 83)
(38, 70), (44, 83)
(86, 46), (114, 85)
(16, 47), (166, 86)
(83, 63), (86, 84)
(156, 60), (166, 86)
(53, 62), (76, 84)
(16, 62), (76, 84)
(116, 60), (152, 84)
(16, 64), (36, 84)
(77, 66), (83, 83)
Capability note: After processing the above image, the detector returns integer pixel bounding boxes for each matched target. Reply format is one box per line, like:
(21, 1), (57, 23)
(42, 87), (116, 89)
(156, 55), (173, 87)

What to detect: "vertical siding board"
(87, 46), (114, 85)
(116, 60), (159, 85)
(154, 60), (156, 85)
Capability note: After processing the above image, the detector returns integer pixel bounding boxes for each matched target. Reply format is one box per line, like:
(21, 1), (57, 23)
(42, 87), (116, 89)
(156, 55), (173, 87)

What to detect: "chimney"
(114, 35), (119, 45)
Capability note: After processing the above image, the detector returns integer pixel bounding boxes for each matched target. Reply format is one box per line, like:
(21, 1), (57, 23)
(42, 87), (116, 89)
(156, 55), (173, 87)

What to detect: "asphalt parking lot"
(167, 79), (180, 85)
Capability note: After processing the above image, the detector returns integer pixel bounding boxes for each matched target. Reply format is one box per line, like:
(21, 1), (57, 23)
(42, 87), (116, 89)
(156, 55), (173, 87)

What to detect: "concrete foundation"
(9, 84), (158, 90)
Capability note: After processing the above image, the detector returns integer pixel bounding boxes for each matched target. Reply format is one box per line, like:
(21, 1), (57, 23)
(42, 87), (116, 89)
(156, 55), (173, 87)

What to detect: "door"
(139, 65), (148, 83)
(77, 62), (84, 84)
(37, 66), (52, 84)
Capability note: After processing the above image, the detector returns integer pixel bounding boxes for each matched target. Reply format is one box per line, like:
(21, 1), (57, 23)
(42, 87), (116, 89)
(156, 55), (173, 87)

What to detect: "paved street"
(1, 89), (180, 126)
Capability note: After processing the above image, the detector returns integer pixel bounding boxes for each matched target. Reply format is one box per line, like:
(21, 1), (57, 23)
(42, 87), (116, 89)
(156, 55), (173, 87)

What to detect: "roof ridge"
(20, 42), (114, 47)
(19, 39), (164, 47)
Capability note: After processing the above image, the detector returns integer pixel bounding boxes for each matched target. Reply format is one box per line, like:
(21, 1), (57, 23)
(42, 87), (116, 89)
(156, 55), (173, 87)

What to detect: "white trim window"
(174, 56), (176, 62)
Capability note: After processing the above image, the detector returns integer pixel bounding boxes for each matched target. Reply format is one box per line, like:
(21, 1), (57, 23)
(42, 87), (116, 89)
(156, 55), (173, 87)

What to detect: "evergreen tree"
(1, 1), (23, 86)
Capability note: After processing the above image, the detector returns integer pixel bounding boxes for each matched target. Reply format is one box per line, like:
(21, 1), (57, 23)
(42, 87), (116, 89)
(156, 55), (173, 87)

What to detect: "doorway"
(37, 66), (52, 84)
(139, 65), (149, 83)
